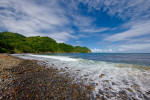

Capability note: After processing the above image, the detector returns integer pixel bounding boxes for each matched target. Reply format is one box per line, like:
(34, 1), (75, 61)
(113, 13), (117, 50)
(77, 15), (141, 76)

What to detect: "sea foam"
(27, 54), (78, 61)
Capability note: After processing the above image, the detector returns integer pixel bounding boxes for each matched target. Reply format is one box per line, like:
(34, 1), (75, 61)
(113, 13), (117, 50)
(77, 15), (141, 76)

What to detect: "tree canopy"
(0, 32), (91, 53)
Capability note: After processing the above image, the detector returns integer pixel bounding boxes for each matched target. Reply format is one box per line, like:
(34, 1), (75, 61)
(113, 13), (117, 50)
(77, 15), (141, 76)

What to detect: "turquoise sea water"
(13, 53), (150, 99)
(39, 53), (150, 66)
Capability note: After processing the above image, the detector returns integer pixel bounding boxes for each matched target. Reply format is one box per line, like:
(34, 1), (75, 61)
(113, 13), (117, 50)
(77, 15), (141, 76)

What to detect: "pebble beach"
(0, 54), (93, 100)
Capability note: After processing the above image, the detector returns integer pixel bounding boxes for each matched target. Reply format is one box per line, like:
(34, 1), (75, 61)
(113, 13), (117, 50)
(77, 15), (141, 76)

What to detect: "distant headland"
(0, 32), (91, 53)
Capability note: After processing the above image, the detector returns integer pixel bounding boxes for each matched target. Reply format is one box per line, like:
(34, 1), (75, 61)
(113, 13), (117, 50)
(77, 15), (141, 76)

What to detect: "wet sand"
(0, 54), (93, 100)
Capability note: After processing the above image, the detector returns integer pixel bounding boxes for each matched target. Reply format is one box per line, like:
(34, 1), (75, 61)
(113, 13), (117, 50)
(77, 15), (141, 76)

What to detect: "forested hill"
(0, 32), (91, 53)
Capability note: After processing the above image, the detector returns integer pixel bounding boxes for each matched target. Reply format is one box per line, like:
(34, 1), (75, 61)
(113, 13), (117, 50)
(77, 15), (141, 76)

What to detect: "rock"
(96, 83), (99, 86)
(103, 80), (109, 82)
(3, 75), (7, 78)
(112, 82), (116, 85)
(26, 94), (30, 98)
(84, 78), (88, 80)
(86, 85), (94, 91)
(96, 94), (100, 99)
(126, 88), (134, 93)
(99, 74), (105, 78)
(83, 75), (89, 77)
(146, 91), (150, 95)
(72, 84), (77, 88)
(47, 83), (51, 87)
(99, 90), (104, 95)
(131, 85), (140, 90)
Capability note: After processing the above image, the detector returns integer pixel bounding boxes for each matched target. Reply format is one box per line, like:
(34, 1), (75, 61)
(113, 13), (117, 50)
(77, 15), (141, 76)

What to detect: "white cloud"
(47, 32), (77, 43)
(72, 15), (109, 34)
(104, 20), (150, 41)
(91, 48), (124, 53)
(120, 43), (150, 51)
(107, 43), (150, 53)
(81, 27), (109, 33)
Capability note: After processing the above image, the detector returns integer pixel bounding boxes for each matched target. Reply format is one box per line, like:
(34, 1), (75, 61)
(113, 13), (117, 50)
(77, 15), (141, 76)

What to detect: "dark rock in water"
(118, 90), (128, 100)
(83, 74), (89, 77)
(65, 67), (68, 69)
(112, 82), (116, 85)
(101, 96), (107, 100)
(143, 94), (150, 100)
(119, 90), (127, 95)
(131, 84), (140, 90)
(96, 83), (98, 86)
(99, 74), (105, 78)
(126, 88), (134, 93)
(99, 89), (104, 95)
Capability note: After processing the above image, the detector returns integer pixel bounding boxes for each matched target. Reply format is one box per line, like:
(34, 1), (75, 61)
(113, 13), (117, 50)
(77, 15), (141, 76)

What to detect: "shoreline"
(0, 54), (94, 99)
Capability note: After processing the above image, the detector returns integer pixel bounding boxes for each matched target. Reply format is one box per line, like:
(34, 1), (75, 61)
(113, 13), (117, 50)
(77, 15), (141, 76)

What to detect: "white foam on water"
(12, 54), (150, 99)
(28, 54), (79, 61)
(13, 54), (78, 61)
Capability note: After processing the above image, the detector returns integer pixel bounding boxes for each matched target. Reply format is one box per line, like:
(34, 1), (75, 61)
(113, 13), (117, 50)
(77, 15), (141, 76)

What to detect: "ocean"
(12, 53), (150, 99)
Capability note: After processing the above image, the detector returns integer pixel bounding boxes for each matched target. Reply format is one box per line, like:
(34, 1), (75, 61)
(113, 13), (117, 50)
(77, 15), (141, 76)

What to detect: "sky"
(0, 0), (150, 53)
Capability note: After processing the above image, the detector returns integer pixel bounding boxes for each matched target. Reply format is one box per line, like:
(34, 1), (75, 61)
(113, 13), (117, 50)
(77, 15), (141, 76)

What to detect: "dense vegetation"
(0, 32), (91, 53)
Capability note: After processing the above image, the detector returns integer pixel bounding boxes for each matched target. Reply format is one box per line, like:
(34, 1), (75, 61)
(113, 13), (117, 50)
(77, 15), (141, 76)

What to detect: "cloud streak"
(81, 27), (109, 33)
(80, 0), (150, 20)
(104, 20), (150, 42)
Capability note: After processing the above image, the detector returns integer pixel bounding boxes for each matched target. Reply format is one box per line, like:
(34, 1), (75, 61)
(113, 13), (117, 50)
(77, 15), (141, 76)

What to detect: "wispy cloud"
(73, 15), (95, 28)
(81, 27), (109, 33)
(72, 15), (110, 34)
(104, 20), (150, 42)
(47, 32), (77, 43)
(80, 0), (150, 20)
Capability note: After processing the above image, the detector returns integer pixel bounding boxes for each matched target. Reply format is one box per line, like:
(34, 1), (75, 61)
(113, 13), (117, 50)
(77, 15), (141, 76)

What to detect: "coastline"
(0, 54), (93, 99)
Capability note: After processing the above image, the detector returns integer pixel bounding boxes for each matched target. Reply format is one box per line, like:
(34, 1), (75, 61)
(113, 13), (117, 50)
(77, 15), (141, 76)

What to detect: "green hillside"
(0, 32), (91, 53)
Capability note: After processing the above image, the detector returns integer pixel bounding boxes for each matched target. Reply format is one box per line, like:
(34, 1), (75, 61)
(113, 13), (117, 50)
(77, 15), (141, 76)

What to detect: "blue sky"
(0, 0), (150, 53)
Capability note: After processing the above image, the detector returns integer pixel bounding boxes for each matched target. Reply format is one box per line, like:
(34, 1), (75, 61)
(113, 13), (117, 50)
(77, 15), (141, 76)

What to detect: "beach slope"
(0, 54), (93, 100)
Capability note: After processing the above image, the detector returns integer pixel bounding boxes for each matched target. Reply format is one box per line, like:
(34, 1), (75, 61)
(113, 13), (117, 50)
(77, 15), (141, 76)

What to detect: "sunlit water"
(12, 53), (150, 100)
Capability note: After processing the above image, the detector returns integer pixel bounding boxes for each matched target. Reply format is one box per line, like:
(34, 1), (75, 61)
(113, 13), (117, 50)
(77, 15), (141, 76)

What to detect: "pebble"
(99, 74), (105, 78)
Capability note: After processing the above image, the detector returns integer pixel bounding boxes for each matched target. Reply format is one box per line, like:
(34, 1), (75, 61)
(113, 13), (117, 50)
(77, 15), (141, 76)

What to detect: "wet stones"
(99, 74), (105, 78)
(99, 90), (104, 95)
(0, 55), (93, 100)
(118, 90), (128, 100)
(86, 85), (94, 91)
(146, 91), (150, 95)
(2, 75), (7, 79)
(126, 88), (134, 93)
(112, 82), (116, 85)
(131, 85), (140, 90)
(83, 74), (89, 77)
(96, 83), (99, 86)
